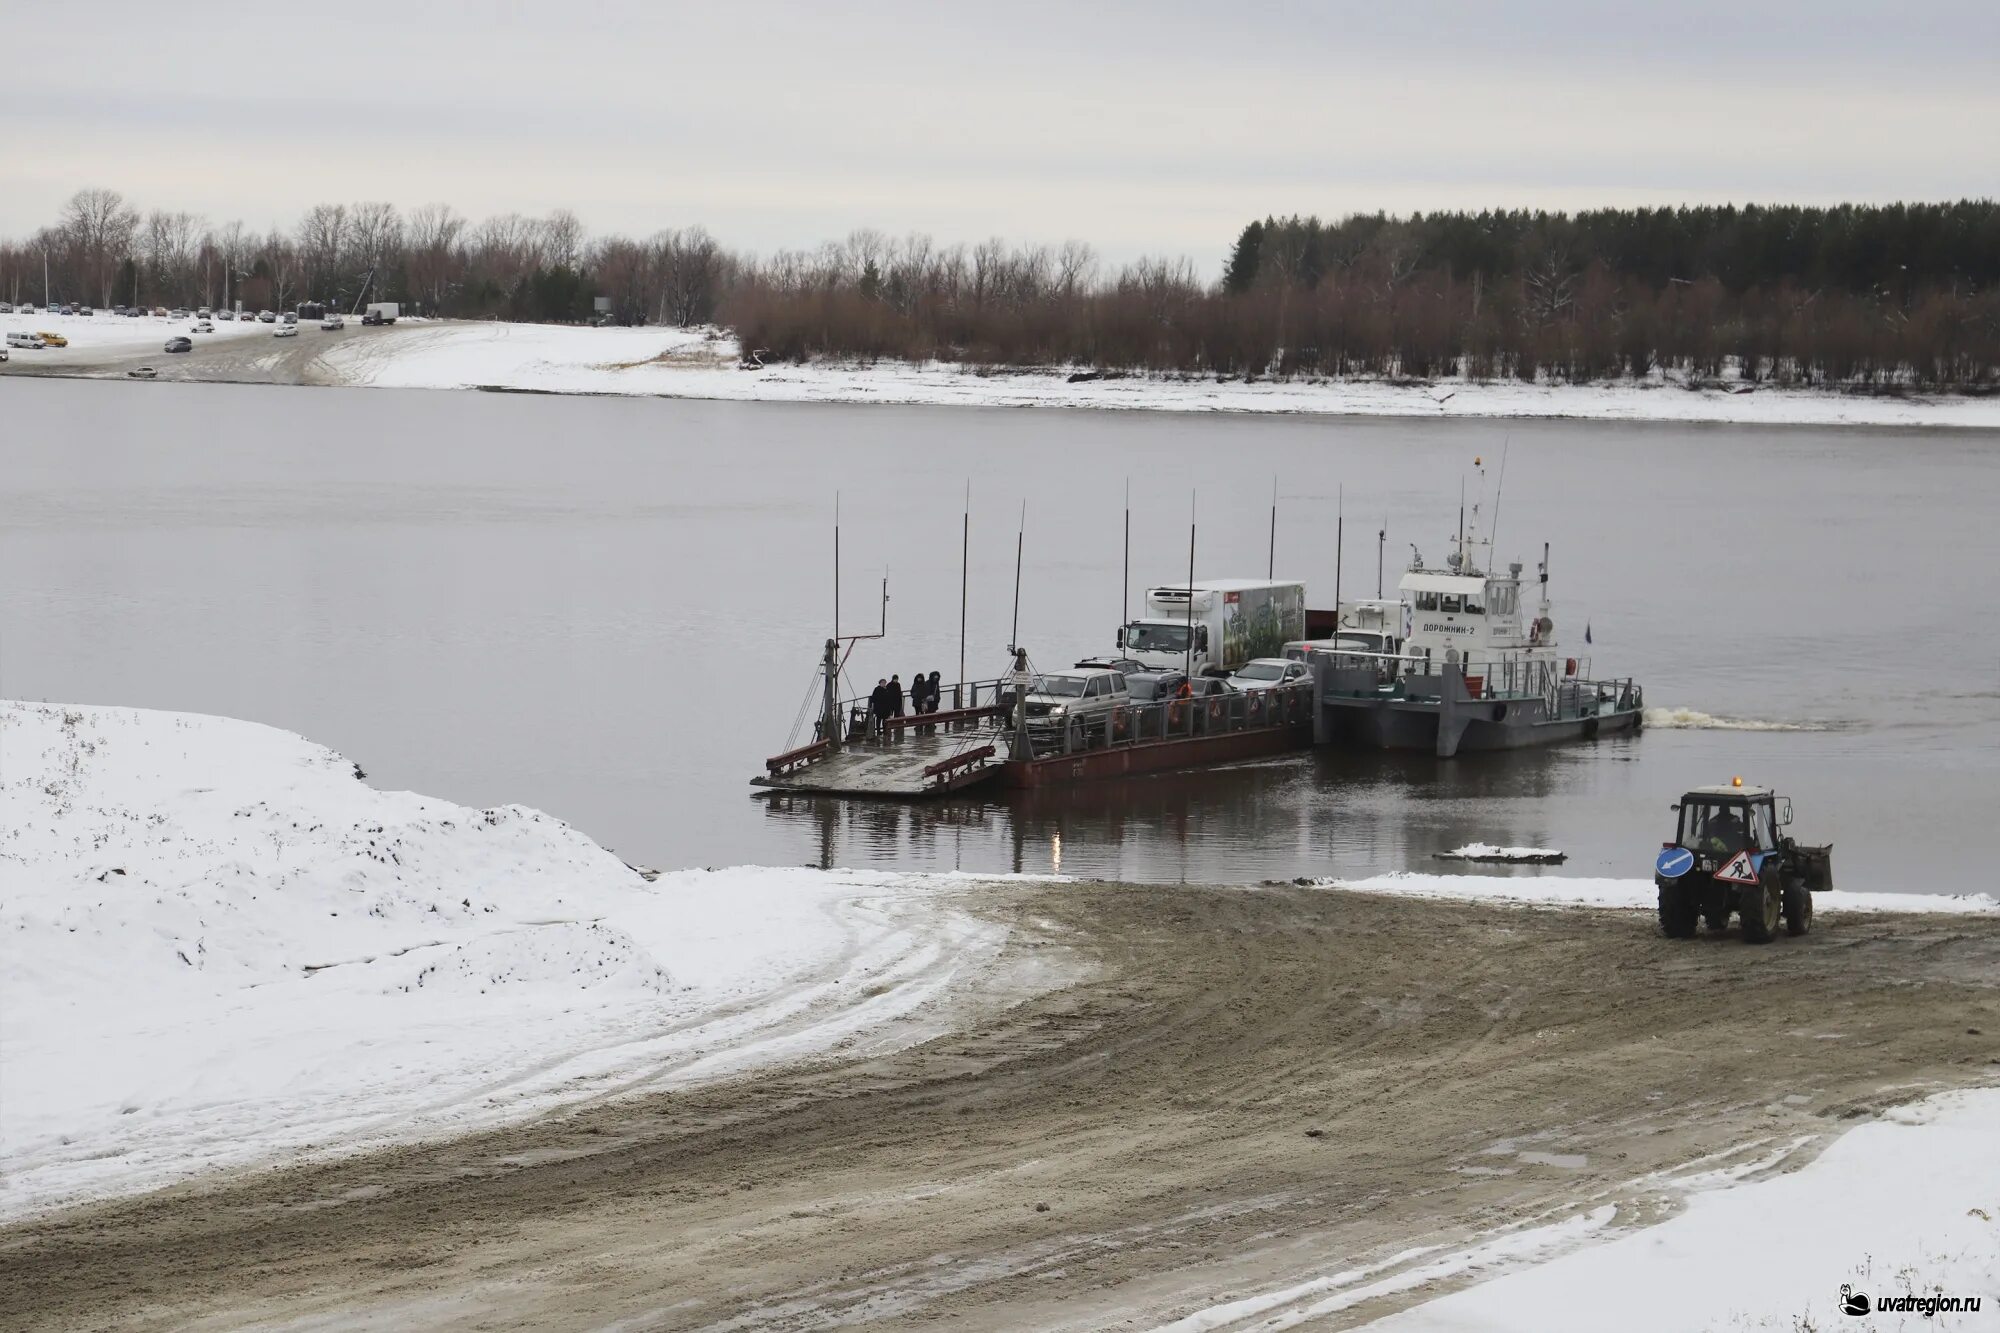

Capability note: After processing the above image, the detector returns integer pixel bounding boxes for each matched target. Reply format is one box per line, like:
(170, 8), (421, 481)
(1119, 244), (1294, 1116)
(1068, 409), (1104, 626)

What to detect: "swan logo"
(1840, 1284), (1870, 1316)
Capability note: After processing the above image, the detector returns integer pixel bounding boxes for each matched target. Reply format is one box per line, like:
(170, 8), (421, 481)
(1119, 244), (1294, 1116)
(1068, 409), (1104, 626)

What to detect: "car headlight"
(1047, 705), (1066, 716)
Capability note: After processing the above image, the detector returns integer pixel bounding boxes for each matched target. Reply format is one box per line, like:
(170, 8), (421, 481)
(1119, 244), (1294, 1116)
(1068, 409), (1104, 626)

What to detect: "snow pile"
(0, 701), (1020, 1217)
(1313, 871), (1999, 915)
(1432, 844), (1565, 864)
(1360, 1088), (2000, 1332)
(303, 319), (2000, 428)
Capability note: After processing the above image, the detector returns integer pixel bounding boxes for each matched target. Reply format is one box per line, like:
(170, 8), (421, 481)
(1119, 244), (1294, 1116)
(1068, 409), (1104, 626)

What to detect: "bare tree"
(295, 203), (349, 301)
(539, 208), (585, 270)
(348, 202), (403, 297)
(57, 187), (139, 305)
(406, 203), (466, 314)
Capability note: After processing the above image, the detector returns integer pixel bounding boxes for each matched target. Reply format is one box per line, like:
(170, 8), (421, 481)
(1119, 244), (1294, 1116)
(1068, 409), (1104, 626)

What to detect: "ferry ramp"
(753, 724), (1009, 798)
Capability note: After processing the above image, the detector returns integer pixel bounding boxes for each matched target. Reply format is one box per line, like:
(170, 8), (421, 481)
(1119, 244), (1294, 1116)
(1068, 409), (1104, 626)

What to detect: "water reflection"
(759, 737), (1640, 884)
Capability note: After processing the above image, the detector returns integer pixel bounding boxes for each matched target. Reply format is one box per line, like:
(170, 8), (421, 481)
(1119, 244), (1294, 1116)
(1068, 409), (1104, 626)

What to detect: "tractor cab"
(1671, 782), (1788, 865)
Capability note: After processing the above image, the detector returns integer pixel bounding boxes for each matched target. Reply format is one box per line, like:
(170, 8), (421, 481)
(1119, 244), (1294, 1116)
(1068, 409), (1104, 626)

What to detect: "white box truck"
(1117, 579), (1307, 676)
(362, 302), (399, 325)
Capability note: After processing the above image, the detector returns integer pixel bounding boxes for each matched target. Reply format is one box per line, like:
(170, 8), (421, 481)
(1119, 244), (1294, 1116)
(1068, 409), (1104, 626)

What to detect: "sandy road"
(6, 885), (1999, 1332)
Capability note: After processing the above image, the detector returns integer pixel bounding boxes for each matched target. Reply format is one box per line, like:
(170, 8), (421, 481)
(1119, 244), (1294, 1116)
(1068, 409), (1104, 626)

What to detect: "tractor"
(1655, 778), (1832, 943)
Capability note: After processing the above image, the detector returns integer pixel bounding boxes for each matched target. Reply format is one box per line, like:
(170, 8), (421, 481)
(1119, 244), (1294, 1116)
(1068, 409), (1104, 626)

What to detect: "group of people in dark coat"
(868, 670), (946, 732)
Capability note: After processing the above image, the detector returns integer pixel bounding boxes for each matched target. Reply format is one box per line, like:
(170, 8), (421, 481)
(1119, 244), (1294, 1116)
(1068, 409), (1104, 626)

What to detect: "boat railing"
(1308, 647), (1641, 714)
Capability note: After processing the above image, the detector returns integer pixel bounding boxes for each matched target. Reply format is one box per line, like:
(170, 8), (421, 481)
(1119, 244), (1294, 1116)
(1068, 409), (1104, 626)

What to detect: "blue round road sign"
(1656, 847), (1695, 878)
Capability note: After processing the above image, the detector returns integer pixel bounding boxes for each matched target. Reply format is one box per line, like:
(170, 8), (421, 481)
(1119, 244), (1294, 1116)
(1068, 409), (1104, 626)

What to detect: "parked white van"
(6, 331), (46, 349)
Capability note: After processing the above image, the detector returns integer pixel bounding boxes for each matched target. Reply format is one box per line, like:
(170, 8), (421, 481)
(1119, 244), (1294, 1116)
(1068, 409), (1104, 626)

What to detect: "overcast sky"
(10, 1), (1997, 273)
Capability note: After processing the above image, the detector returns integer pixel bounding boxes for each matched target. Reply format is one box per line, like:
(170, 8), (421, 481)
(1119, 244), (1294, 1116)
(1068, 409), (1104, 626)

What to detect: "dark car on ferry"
(1125, 671), (1236, 704)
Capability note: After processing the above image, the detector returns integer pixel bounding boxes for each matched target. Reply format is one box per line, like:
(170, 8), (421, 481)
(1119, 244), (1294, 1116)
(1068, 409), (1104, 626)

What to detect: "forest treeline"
(7, 191), (1996, 388)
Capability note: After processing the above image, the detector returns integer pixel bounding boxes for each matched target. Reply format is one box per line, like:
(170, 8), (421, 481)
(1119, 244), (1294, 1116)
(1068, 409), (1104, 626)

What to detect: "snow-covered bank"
(0, 701), (1039, 1219)
(1359, 1088), (2000, 1332)
(1314, 871), (1999, 915)
(306, 320), (2000, 428)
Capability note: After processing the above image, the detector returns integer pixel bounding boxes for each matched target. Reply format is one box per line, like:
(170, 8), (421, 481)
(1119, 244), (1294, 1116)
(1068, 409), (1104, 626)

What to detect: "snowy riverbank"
(13, 308), (1998, 428)
(0, 700), (1037, 1219)
(311, 322), (2000, 427)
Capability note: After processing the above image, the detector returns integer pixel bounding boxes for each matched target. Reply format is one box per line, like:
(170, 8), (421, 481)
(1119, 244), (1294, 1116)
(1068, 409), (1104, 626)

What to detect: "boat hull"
(1320, 697), (1642, 754)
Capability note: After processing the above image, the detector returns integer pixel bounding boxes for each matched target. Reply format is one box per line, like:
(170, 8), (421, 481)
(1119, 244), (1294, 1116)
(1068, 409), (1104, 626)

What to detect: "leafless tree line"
(0, 188), (728, 325)
(7, 188), (1994, 387)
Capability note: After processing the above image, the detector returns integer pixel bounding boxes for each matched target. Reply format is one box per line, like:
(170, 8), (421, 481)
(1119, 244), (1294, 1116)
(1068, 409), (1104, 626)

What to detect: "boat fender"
(1565, 657), (1577, 677)
(1168, 702), (1185, 728)
(1208, 699), (1222, 722)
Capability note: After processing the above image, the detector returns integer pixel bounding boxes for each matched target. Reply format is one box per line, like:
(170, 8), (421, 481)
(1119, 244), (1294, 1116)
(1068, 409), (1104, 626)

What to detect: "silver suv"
(1023, 668), (1129, 731)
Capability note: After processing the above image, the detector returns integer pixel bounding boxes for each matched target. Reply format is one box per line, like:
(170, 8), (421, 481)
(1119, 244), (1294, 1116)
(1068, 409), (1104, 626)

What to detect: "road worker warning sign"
(1713, 850), (1759, 884)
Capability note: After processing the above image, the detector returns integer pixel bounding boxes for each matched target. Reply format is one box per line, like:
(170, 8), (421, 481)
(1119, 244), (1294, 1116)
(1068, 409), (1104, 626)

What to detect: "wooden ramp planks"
(752, 728), (1007, 798)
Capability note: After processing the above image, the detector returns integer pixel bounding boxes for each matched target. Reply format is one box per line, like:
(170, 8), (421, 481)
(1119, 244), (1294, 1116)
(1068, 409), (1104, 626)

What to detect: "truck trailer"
(1117, 579), (1307, 676)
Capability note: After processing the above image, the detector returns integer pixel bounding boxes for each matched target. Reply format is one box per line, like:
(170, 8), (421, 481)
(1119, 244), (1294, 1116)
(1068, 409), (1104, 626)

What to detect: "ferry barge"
(753, 650), (1312, 799)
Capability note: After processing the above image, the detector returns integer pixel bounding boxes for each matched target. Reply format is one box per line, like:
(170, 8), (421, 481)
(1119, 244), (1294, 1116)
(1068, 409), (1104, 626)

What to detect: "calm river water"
(5, 377), (1997, 891)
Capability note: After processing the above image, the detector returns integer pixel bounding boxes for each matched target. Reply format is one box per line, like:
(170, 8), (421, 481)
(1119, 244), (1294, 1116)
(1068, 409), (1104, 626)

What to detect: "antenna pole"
(1184, 492), (1196, 680)
(1268, 475), (1277, 580)
(959, 481), (970, 705)
(833, 491), (841, 640)
(1335, 484), (1344, 626)
(1377, 515), (1386, 599)
(1488, 436), (1511, 562)
(1458, 478), (1466, 569)
(1123, 477), (1131, 628)
(1009, 500), (1025, 654)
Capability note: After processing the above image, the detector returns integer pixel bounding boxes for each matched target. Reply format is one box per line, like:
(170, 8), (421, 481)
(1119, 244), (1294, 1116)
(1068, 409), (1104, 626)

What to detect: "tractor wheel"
(1741, 871), (1780, 944)
(1784, 879), (1813, 936)
(1657, 878), (1698, 939)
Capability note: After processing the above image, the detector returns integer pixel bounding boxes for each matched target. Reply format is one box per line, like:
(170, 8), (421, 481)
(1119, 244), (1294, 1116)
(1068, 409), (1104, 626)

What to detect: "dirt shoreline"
(7, 884), (1999, 1331)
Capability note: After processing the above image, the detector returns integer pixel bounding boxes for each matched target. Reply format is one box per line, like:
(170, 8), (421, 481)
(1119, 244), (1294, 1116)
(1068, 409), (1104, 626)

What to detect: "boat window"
(1030, 675), (1089, 698)
(1123, 624), (1191, 653)
(1463, 593), (1485, 615)
(1440, 595), (1462, 614)
(1413, 592), (1440, 612)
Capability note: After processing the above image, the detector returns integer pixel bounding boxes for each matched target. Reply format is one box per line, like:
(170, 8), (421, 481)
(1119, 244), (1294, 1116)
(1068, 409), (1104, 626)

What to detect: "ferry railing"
(1020, 682), (1314, 759)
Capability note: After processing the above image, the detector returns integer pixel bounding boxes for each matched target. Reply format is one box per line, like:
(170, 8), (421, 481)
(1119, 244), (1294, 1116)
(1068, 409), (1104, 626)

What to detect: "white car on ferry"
(1227, 658), (1310, 692)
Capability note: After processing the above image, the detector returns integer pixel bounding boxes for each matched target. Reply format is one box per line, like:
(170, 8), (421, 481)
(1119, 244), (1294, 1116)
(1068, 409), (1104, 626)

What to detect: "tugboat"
(1310, 523), (1643, 758)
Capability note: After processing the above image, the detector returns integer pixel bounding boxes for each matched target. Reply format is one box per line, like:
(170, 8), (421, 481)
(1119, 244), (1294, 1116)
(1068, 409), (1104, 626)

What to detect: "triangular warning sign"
(1713, 850), (1759, 884)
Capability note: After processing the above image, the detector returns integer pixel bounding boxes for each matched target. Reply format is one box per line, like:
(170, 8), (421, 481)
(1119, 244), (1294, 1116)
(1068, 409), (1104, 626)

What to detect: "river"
(4, 376), (1996, 891)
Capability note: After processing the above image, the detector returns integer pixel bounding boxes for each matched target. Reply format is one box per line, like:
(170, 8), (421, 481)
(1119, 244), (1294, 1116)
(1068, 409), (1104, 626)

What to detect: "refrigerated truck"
(1116, 579), (1307, 676)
